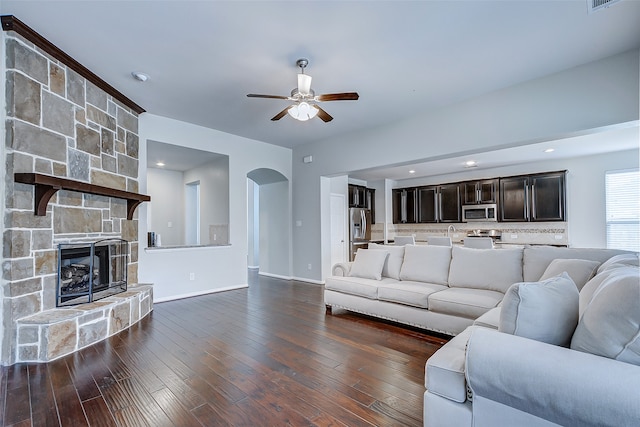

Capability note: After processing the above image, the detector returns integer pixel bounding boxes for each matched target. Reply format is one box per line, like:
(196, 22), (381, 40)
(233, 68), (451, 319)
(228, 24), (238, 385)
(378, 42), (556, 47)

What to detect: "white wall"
(138, 114), (292, 302)
(258, 180), (290, 277)
(292, 50), (640, 281)
(247, 179), (259, 268)
(147, 168), (185, 246)
(183, 156), (229, 244)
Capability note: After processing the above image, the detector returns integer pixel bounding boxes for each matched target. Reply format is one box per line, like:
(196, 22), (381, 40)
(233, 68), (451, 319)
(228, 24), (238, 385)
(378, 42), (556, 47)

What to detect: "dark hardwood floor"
(1, 271), (447, 426)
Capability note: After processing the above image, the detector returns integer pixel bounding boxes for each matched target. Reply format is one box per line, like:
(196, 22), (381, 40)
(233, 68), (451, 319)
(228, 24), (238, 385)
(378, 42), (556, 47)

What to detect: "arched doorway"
(247, 168), (291, 278)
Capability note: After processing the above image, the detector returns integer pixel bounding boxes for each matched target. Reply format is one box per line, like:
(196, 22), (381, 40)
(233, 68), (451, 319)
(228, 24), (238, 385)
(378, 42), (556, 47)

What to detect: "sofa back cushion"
(399, 245), (452, 285)
(571, 267), (640, 365)
(522, 246), (627, 282)
(499, 272), (579, 347)
(348, 249), (389, 280)
(368, 243), (405, 280)
(539, 258), (600, 291)
(448, 246), (523, 293)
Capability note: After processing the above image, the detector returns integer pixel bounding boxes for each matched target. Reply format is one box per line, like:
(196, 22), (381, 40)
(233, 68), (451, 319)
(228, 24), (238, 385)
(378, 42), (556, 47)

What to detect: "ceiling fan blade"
(271, 107), (290, 121)
(317, 92), (359, 102)
(315, 106), (333, 122)
(247, 94), (289, 100)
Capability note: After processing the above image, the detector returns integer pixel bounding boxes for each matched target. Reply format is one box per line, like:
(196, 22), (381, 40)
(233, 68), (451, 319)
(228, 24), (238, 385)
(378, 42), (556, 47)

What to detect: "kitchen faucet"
(447, 224), (456, 237)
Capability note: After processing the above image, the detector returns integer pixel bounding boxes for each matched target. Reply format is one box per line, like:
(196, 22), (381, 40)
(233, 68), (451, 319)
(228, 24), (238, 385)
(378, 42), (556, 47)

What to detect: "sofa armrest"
(466, 328), (640, 427)
(332, 262), (353, 276)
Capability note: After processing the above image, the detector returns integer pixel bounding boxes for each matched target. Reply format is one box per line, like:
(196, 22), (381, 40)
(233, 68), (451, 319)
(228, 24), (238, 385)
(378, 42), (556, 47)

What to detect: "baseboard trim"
(154, 284), (249, 303)
(257, 272), (324, 285)
(291, 276), (325, 285)
(258, 271), (291, 280)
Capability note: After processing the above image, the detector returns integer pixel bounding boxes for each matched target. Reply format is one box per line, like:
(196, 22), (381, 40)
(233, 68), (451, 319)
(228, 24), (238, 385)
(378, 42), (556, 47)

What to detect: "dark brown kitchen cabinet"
(463, 179), (498, 204)
(393, 188), (417, 223)
(439, 184), (462, 222)
(348, 184), (366, 208)
(365, 187), (376, 223)
(530, 172), (565, 221)
(417, 187), (438, 223)
(500, 171), (566, 222)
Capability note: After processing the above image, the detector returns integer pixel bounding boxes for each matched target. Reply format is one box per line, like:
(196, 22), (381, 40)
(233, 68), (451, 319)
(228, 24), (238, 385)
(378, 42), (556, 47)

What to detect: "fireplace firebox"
(57, 239), (128, 307)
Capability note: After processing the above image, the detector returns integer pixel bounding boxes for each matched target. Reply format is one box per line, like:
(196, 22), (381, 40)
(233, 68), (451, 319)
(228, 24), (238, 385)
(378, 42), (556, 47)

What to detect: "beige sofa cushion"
(539, 258), (600, 291)
(428, 288), (503, 319)
(368, 243), (405, 280)
(499, 273), (579, 347)
(325, 276), (396, 299)
(348, 249), (389, 280)
(448, 246), (523, 293)
(473, 307), (501, 329)
(425, 325), (478, 403)
(596, 253), (639, 274)
(399, 245), (452, 285)
(378, 281), (447, 309)
(522, 246), (627, 282)
(571, 267), (640, 365)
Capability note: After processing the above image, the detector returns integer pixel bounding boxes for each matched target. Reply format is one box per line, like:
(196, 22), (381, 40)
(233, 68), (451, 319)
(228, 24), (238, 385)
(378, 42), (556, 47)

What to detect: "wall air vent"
(587, 0), (622, 13)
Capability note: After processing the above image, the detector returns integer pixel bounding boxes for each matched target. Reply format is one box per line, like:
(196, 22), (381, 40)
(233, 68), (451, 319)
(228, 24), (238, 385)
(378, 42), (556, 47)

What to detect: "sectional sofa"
(325, 243), (625, 335)
(324, 244), (640, 427)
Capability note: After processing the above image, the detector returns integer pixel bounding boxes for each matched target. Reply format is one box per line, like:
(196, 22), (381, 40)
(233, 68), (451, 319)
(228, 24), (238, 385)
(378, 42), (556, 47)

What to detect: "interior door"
(330, 194), (347, 267)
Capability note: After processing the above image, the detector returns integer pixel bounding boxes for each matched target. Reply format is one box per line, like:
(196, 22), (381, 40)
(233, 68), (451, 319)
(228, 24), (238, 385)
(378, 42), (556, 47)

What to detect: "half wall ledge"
(14, 173), (151, 220)
(15, 284), (153, 363)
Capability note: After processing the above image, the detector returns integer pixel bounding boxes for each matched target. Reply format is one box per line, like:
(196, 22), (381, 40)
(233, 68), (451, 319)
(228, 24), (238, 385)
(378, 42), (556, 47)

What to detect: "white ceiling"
(2, 1), (639, 177)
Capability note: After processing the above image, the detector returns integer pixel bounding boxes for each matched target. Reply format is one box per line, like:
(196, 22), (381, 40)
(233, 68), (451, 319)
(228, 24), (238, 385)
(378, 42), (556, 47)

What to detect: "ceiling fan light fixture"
(298, 73), (312, 95)
(288, 102), (319, 121)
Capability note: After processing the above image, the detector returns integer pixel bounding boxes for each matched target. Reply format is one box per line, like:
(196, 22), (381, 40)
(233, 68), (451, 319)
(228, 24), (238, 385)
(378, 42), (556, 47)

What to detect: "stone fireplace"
(1, 16), (152, 364)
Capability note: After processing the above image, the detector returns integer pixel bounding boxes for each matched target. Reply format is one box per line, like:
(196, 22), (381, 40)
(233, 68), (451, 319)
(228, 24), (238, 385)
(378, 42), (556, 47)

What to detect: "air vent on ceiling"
(587, 0), (622, 13)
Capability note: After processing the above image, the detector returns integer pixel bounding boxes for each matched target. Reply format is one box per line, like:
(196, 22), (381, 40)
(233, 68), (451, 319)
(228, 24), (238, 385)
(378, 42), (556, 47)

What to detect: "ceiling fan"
(247, 58), (359, 122)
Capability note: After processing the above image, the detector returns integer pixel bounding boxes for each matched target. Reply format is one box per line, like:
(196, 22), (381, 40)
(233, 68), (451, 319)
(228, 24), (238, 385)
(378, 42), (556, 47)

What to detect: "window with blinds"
(605, 169), (640, 251)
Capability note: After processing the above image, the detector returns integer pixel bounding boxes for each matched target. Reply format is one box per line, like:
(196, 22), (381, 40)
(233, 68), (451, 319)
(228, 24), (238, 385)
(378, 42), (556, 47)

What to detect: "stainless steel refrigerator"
(349, 207), (371, 261)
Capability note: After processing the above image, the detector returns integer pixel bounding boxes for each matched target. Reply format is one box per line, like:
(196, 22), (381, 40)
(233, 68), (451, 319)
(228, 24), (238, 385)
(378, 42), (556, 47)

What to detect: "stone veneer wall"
(2, 29), (145, 364)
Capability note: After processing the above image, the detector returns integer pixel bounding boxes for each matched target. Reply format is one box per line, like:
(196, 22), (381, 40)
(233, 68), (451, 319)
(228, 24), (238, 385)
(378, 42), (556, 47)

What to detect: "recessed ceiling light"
(409, 170), (416, 174)
(544, 148), (555, 153)
(131, 71), (149, 82)
(156, 162), (165, 167)
(465, 160), (477, 167)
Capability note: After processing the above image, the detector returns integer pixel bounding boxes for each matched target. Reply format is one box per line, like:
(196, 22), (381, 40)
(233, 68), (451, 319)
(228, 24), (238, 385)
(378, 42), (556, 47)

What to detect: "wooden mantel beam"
(14, 173), (150, 220)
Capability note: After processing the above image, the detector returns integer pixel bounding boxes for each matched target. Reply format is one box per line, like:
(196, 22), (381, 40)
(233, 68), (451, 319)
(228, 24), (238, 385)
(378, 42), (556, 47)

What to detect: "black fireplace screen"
(57, 239), (128, 307)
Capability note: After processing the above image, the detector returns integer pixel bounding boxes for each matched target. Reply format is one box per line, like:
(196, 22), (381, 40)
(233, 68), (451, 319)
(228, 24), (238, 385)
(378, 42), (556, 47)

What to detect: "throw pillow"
(539, 258), (601, 291)
(571, 267), (640, 365)
(348, 249), (389, 281)
(399, 244), (451, 285)
(368, 243), (405, 280)
(596, 253), (640, 275)
(499, 273), (579, 347)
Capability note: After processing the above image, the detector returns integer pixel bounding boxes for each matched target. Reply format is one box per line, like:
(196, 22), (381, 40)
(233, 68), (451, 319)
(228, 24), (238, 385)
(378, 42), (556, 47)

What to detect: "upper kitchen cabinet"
(417, 186), (438, 223)
(500, 171), (566, 222)
(530, 172), (566, 221)
(393, 188), (417, 223)
(415, 184), (460, 223)
(463, 179), (498, 204)
(348, 184), (367, 208)
(439, 184), (462, 222)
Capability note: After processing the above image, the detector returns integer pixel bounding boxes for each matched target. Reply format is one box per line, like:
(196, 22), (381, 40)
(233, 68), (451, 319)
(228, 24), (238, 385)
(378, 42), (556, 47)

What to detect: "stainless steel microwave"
(462, 204), (497, 222)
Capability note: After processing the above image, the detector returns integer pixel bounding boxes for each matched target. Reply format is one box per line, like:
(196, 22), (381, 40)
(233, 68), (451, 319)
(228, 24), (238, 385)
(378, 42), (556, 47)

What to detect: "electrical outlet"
(511, 234), (518, 239)
(167, 221), (172, 228)
(189, 273), (195, 280)
(213, 234), (217, 241)
(555, 234), (563, 240)
(307, 263), (312, 270)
